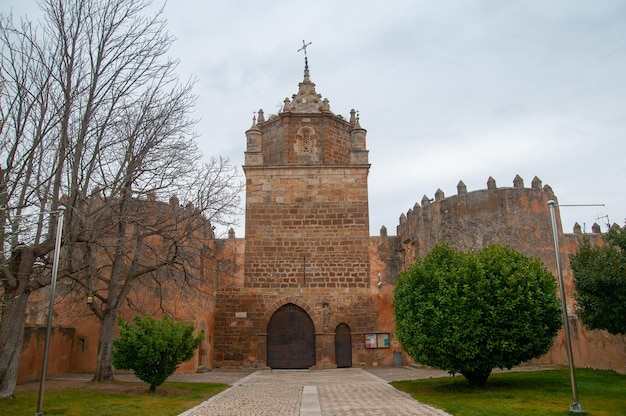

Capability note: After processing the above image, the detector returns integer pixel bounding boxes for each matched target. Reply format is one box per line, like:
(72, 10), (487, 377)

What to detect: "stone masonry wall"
(217, 101), (378, 368)
(259, 115), (353, 166)
(213, 286), (386, 368)
(396, 175), (557, 266)
(394, 175), (625, 373)
(243, 166), (370, 289)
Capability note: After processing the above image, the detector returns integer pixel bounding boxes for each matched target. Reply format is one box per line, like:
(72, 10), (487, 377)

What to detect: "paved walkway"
(43, 364), (555, 415)
(178, 367), (452, 416)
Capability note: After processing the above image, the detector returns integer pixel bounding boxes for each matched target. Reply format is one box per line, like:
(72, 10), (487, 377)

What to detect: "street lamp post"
(547, 200), (586, 414)
(35, 206), (66, 416)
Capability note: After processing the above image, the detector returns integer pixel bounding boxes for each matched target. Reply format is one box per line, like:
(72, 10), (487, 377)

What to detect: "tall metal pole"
(36, 206), (66, 416)
(547, 200), (585, 414)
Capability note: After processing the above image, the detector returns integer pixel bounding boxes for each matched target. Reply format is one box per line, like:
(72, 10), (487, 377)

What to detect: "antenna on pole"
(595, 214), (610, 231)
(297, 40), (312, 70)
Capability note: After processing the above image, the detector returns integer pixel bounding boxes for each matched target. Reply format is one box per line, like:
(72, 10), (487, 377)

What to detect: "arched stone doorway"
(267, 303), (316, 369)
(335, 323), (352, 368)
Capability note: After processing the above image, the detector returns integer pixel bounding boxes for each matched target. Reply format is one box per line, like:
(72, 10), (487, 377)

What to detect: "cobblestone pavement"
(46, 364), (555, 415)
(179, 367), (452, 416)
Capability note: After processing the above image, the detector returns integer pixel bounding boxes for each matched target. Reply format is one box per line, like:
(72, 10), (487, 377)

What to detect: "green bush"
(112, 315), (203, 392)
(571, 225), (626, 335)
(393, 243), (562, 387)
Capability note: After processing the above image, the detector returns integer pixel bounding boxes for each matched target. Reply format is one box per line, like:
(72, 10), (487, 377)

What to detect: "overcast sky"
(6, 0), (626, 237)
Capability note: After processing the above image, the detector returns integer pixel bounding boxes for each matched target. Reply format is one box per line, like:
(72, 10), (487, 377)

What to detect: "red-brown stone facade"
(17, 70), (626, 381)
(213, 287), (389, 368)
(214, 73), (387, 368)
(243, 166), (370, 289)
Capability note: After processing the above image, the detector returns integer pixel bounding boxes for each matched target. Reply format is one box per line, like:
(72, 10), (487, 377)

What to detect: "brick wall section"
(213, 286), (386, 368)
(244, 166), (370, 289)
(259, 115), (353, 165)
(214, 237), (245, 289)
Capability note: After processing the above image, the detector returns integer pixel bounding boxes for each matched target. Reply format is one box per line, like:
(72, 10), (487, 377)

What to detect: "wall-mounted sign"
(364, 333), (389, 349)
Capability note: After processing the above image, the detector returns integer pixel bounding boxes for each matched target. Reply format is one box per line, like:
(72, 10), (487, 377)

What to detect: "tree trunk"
(92, 311), (117, 382)
(461, 368), (493, 387)
(0, 291), (30, 398)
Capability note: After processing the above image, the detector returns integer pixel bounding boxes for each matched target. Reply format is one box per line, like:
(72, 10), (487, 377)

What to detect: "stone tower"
(213, 62), (383, 369)
(243, 68), (370, 289)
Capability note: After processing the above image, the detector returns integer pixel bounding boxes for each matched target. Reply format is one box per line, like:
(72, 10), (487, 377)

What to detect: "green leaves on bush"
(393, 243), (562, 387)
(571, 225), (626, 335)
(112, 315), (203, 392)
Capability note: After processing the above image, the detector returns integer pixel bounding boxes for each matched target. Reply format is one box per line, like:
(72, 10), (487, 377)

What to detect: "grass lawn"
(0, 381), (229, 416)
(392, 368), (626, 416)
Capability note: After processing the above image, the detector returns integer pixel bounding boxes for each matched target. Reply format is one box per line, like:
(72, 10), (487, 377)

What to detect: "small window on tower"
(296, 126), (316, 154)
(302, 134), (310, 153)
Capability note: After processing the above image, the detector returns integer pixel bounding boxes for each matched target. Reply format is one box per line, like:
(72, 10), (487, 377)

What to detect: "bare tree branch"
(0, 0), (242, 393)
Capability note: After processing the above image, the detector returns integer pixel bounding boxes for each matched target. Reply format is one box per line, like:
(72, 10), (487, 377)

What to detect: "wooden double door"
(266, 303), (353, 369)
(267, 304), (315, 369)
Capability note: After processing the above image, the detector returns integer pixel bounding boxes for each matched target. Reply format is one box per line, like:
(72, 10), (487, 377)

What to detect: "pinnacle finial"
(298, 40), (312, 70)
(355, 110), (362, 128)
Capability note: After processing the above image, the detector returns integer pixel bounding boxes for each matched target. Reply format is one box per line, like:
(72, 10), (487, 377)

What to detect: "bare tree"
(0, 9), (62, 397)
(0, 0), (242, 396)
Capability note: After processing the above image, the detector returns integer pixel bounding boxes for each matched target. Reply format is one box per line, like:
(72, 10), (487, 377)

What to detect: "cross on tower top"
(297, 40), (312, 70)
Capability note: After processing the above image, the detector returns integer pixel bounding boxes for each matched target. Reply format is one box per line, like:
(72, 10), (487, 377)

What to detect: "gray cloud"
(7, 0), (626, 234)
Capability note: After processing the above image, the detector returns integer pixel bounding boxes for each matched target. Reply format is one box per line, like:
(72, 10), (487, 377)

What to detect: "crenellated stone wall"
(393, 174), (625, 373)
(397, 175), (557, 265)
